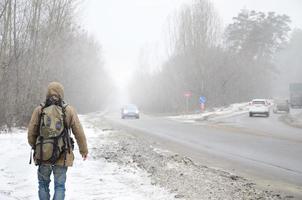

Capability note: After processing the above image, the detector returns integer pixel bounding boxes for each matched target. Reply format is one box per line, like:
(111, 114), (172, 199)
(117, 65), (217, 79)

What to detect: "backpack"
(33, 99), (72, 166)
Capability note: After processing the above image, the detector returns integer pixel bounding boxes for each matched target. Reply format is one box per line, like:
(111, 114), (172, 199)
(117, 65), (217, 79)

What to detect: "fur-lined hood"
(46, 82), (64, 99)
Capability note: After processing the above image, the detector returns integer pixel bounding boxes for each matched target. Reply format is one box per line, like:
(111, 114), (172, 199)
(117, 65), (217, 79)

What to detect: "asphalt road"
(104, 110), (302, 196)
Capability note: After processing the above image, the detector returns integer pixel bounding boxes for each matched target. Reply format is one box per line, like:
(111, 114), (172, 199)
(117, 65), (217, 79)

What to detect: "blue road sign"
(199, 96), (206, 104)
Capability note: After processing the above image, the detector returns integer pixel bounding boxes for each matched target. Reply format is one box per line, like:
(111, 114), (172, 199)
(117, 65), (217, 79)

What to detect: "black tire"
(249, 112), (253, 117)
(266, 112), (270, 117)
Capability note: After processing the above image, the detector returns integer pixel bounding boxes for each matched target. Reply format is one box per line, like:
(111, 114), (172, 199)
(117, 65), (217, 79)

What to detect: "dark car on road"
(121, 104), (140, 119)
(273, 99), (290, 113)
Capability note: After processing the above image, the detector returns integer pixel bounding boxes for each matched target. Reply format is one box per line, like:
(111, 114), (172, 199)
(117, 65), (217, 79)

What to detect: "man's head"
(46, 82), (64, 100)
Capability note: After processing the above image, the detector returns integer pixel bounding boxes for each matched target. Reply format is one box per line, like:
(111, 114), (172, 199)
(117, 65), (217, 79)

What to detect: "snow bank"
(280, 110), (302, 128)
(0, 116), (174, 200)
(0, 129), (37, 199)
(0, 111), (291, 200)
(168, 102), (249, 123)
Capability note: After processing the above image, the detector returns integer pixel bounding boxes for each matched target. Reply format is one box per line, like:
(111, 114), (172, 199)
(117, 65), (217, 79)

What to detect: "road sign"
(184, 91), (192, 97)
(183, 91), (192, 114)
(199, 96), (206, 104)
(200, 103), (205, 112)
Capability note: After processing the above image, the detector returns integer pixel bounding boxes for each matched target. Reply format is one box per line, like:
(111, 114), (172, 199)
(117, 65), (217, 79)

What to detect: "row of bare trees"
(130, 0), (291, 113)
(273, 29), (302, 95)
(0, 0), (110, 127)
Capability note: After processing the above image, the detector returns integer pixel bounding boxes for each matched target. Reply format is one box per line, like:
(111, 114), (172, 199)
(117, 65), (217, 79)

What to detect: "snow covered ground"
(168, 102), (249, 123)
(280, 109), (302, 128)
(0, 112), (295, 200)
(0, 116), (175, 200)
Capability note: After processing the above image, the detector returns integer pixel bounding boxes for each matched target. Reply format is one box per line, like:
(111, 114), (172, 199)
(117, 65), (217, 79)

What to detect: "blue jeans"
(38, 165), (68, 200)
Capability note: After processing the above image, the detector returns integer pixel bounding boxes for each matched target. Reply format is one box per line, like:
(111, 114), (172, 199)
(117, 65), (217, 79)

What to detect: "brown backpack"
(34, 101), (71, 165)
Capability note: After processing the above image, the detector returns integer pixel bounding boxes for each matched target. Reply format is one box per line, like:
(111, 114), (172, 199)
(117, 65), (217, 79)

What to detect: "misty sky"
(81, 0), (302, 87)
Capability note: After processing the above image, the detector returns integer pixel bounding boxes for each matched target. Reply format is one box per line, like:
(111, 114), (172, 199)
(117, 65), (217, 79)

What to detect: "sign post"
(184, 91), (192, 114)
(199, 96), (206, 112)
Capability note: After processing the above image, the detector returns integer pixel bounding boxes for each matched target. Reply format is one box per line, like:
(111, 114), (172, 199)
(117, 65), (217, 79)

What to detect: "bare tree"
(0, 0), (110, 128)
(130, 2), (291, 113)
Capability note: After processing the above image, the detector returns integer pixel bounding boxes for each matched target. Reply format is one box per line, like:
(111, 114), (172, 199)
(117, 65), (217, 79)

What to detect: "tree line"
(0, 0), (110, 128)
(130, 0), (292, 113)
(274, 29), (302, 95)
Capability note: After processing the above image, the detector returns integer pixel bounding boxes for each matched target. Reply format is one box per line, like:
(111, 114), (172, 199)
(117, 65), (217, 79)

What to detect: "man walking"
(28, 82), (88, 200)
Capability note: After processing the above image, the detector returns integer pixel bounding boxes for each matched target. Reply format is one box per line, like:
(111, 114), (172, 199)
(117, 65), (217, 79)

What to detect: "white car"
(249, 99), (270, 117)
(121, 104), (140, 119)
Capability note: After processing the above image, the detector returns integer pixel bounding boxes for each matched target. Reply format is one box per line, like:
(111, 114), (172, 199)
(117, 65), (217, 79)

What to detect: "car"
(249, 99), (270, 117)
(121, 104), (140, 119)
(273, 99), (290, 113)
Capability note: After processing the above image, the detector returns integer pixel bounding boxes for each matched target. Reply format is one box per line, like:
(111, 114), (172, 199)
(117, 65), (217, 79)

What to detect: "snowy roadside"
(90, 114), (295, 200)
(0, 116), (175, 200)
(0, 112), (296, 200)
(167, 103), (249, 123)
(279, 111), (302, 129)
(0, 128), (36, 200)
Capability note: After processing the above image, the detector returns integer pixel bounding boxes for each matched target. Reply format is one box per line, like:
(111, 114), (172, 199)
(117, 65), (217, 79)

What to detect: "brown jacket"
(27, 82), (88, 166)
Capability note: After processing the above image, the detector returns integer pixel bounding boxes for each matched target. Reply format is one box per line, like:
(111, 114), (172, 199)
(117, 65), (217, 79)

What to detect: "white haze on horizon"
(80, 0), (302, 98)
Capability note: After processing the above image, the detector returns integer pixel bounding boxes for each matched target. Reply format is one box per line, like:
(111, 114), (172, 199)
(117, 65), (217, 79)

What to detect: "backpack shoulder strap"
(40, 102), (46, 109)
(61, 102), (69, 129)
(62, 102), (69, 116)
(61, 102), (72, 165)
(62, 102), (69, 110)
(38, 102), (49, 136)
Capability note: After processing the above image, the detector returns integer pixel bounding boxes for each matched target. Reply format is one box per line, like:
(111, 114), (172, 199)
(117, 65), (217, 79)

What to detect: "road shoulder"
(279, 112), (302, 129)
(98, 115), (298, 200)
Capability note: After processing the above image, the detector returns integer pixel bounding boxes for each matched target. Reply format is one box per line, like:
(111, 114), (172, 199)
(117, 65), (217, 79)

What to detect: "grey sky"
(81, 0), (302, 87)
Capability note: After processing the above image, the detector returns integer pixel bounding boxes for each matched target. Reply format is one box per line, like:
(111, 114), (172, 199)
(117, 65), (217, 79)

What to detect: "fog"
(81, 0), (302, 86)
(81, 0), (191, 88)
(80, 0), (302, 112)
(1, 2), (301, 199)
(0, 0), (301, 127)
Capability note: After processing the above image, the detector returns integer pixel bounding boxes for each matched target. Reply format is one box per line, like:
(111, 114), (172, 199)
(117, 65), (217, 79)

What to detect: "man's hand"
(82, 154), (88, 161)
